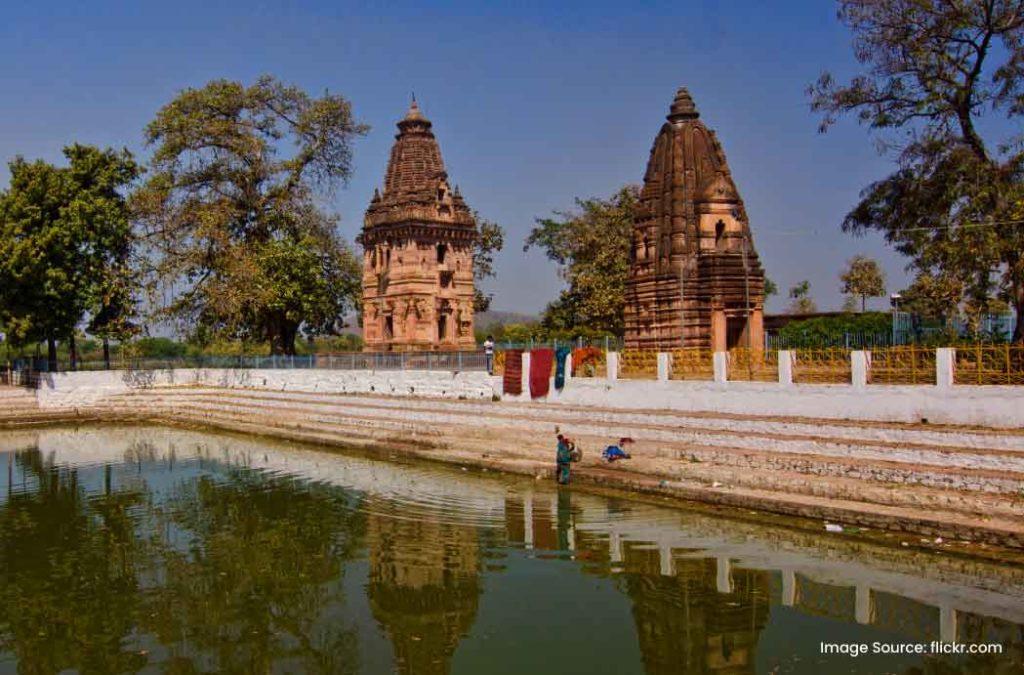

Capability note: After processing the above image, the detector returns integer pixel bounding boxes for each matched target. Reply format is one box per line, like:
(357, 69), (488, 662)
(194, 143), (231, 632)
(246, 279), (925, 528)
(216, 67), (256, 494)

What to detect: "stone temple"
(360, 100), (478, 352)
(624, 88), (766, 352)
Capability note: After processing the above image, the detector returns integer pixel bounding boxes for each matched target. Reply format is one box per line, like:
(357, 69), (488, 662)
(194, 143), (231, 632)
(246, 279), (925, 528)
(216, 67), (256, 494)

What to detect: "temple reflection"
(365, 499), (483, 674)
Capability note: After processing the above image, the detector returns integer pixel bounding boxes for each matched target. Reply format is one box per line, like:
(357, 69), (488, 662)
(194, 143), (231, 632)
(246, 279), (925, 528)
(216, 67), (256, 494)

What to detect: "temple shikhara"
(360, 100), (478, 351)
(625, 88), (766, 351)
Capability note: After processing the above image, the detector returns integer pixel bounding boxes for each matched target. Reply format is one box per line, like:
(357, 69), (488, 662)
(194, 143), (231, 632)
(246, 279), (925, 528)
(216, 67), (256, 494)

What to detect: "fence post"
(713, 352), (728, 383)
(778, 350), (794, 386)
(851, 350), (869, 389)
(656, 352), (671, 382)
(936, 347), (955, 388)
(521, 350), (532, 397)
(606, 351), (619, 382)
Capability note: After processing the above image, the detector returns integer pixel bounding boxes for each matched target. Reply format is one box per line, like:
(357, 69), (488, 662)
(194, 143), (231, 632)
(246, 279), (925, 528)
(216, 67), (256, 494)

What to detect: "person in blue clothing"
(555, 433), (574, 484)
(602, 437), (634, 463)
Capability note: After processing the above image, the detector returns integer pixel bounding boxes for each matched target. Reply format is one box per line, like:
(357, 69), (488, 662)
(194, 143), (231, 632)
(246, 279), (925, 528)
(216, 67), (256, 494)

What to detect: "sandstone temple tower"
(624, 88), (766, 351)
(360, 100), (478, 351)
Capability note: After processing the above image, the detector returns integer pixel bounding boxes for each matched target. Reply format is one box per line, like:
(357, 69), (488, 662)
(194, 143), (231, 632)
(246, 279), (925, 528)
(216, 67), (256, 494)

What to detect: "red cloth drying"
(530, 348), (554, 399)
(503, 350), (523, 396)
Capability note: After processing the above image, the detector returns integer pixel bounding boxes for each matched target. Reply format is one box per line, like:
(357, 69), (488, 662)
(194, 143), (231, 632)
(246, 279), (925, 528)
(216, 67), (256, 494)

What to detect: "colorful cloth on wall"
(554, 347), (571, 390)
(503, 349), (523, 396)
(530, 348), (554, 399)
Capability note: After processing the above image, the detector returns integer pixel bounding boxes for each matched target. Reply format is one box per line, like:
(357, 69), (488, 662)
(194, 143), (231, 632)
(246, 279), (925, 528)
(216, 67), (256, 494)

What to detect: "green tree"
(134, 76), (367, 354)
(764, 277), (779, 298)
(787, 280), (818, 314)
(525, 186), (638, 336)
(0, 145), (140, 369)
(472, 216), (505, 313)
(810, 0), (1024, 341)
(898, 272), (964, 325)
(839, 255), (886, 311)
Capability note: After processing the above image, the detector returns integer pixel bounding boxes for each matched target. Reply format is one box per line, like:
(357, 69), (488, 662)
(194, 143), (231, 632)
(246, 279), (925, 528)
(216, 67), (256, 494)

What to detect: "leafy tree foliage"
(787, 280), (819, 314)
(840, 254), (886, 311)
(525, 186), (638, 336)
(897, 271), (968, 324)
(134, 76), (367, 354)
(0, 145), (140, 368)
(472, 216), (505, 313)
(811, 0), (1024, 340)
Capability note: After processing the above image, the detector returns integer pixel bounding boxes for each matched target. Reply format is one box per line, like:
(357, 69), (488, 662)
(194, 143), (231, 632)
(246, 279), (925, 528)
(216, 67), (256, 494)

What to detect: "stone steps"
(89, 399), (1024, 547)
(142, 386), (1024, 451)
(107, 389), (1024, 474)
(17, 384), (1024, 545)
(88, 388), (1024, 522)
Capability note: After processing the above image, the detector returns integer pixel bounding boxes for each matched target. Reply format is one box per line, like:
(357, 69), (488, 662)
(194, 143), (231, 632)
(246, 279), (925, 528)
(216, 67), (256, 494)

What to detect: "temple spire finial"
(667, 86), (700, 122)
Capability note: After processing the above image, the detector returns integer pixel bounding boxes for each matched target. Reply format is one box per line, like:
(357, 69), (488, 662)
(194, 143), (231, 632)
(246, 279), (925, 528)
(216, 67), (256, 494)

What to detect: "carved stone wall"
(360, 101), (478, 351)
(625, 88), (765, 351)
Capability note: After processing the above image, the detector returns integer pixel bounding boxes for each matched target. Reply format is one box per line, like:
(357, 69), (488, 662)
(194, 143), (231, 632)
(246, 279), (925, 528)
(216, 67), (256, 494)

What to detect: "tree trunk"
(103, 338), (111, 370)
(69, 334), (77, 371)
(267, 315), (285, 356)
(283, 321), (298, 356)
(46, 335), (57, 372)
(861, 295), (866, 313)
(1013, 288), (1024, 344)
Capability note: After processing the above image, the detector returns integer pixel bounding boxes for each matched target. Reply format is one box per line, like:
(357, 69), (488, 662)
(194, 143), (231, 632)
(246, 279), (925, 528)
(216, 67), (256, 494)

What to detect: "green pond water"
(0, 426), (1022, 675)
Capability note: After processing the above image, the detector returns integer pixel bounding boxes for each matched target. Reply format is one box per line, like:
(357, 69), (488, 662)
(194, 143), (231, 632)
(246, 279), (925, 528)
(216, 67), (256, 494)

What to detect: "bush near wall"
(777, 312), (891, 347)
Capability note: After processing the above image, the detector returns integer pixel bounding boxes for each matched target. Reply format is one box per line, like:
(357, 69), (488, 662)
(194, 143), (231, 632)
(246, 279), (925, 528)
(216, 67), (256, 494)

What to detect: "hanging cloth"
(554, 346), (571, 390)
(530, 348), (554, 399)
(503, 350), (523, 396)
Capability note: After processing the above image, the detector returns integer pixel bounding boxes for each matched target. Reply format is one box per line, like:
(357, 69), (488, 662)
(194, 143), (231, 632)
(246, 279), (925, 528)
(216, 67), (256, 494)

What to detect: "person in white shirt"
(484, 335), (495, 374)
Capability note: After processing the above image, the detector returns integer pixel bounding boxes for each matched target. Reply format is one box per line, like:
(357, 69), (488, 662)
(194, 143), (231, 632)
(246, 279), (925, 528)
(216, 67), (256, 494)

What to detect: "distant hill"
(476, 310), (539, 328)
(339, 310), (537, 337)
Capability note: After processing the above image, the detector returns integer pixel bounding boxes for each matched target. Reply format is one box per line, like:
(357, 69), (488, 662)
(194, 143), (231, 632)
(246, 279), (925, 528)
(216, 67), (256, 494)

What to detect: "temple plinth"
(624, 88), (766, 351)
(359, 100), (478, 351)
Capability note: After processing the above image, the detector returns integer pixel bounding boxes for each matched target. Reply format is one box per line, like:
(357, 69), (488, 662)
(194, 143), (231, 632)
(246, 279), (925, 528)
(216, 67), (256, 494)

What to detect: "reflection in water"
(0, 426), (1023, 674)
(366, 503), (482, 674)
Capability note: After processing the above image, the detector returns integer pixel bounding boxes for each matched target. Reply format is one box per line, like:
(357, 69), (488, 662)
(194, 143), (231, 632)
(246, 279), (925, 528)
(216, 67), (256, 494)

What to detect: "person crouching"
(602, 437), (634, 463)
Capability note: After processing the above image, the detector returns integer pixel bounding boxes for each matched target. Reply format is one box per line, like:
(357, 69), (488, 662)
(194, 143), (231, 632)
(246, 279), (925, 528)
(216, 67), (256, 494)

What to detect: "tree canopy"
(0, 145), (140, 367)
(787, 280), (819, 314)
(525, 186), (638, 336)
(472, 216), (505, 314)
(840, 254), (886, 311)
(811, 0), (1024, 340)
(134, 76), (368, 354)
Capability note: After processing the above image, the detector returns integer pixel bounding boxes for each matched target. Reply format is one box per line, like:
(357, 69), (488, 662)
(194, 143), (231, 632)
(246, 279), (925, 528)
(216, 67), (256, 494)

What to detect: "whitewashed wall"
(31, 366), (1024, 428)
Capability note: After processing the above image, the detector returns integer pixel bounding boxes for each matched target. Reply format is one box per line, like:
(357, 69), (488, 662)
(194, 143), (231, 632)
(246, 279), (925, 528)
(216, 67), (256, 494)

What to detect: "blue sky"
(0, 0), (915, 315)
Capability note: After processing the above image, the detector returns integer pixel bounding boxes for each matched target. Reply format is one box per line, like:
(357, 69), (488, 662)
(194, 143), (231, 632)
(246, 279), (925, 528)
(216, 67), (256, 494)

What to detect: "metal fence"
(953, 345), (1024, 385)
(8, 351), (489, 374)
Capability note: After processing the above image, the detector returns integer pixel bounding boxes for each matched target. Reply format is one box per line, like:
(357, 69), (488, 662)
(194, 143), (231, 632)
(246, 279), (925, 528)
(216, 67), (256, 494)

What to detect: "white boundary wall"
(35, 368), (497, 408)
(31, 362), (1024, 428)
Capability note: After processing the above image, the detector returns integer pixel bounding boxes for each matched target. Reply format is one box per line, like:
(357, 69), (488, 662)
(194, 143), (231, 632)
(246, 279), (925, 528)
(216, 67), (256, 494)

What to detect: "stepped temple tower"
(624, 88), (766, 351)
(360, 100), (478, 351)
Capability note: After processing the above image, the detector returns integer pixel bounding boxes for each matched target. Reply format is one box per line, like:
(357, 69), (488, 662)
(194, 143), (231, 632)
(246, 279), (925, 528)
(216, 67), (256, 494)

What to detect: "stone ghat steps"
(141, 386), (1024, 452)
(109, 388), (1024, 472)
(91, 389), (1024, 521)
(86, 396), (1024, 549)
(0, 388), (40, 416)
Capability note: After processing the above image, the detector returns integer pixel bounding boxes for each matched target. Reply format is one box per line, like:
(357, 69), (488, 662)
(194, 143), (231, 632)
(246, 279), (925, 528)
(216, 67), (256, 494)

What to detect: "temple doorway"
(726, 315), (748, 350)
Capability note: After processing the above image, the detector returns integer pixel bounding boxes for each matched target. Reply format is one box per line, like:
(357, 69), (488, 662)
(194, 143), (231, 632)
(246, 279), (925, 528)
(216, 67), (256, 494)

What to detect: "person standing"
(484, 335), (495, 375)
(556, 433), (573, 485)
